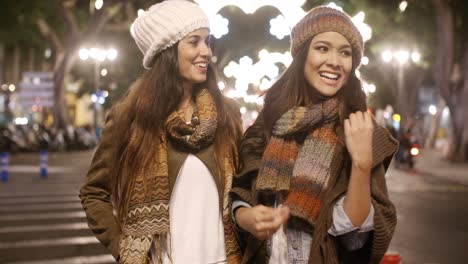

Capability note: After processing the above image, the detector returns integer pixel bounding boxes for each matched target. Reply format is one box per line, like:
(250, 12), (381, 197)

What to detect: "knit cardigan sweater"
(79, 98), (242, 262)
(231, 112), (398, 264)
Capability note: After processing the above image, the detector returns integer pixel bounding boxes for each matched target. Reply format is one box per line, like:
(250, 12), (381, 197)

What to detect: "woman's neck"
(181, 81), (194, 102)
(180, 82), (195, 122)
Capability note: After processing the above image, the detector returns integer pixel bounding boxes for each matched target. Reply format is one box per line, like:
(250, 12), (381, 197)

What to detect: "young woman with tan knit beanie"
(231, 6), (398, 264)
(79, 1), (243, 263)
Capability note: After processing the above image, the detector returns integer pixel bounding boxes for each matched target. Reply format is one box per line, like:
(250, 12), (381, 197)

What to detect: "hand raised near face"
(344, 111), (373, 172)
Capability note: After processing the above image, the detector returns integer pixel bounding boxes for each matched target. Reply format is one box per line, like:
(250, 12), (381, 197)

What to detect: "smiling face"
(304, 31), (353, 97)
(177, 28), (212, 88)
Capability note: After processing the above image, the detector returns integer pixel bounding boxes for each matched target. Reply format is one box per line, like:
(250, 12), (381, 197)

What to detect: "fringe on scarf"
(119, 233), (174, 264)
(222, 154), (243, 263)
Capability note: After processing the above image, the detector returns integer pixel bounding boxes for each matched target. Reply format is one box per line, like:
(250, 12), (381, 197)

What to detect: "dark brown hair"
(262, 38), (367, 138)
(110, 44), (242, 222)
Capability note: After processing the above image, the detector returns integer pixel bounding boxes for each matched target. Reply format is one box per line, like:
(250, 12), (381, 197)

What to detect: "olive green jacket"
(79, 98), (241, 260)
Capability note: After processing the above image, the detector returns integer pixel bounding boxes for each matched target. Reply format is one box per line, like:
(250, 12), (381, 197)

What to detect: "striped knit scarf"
(119, 89), (241, 264)
(256, 98), (339, 223)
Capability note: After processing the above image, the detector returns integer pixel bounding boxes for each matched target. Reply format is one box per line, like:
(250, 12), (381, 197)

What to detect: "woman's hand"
(235, 205), (289, 240)
(343, 111), (374, 226)
(344, 111), (374, 173)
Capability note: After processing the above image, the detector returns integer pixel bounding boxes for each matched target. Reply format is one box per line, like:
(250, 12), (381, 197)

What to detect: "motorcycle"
(395, 143), (420, 169)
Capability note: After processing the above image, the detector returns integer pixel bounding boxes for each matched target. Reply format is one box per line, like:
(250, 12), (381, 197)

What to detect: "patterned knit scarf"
(256, 98), (340, 223)
(119, 89), (241, 264)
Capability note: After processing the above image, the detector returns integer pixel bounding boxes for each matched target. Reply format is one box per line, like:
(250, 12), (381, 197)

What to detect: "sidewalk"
(1, 150), (95, 185)
(385, 148), (468, 193)
(414, 148), (468, 185)
(386, 148), (468, 263)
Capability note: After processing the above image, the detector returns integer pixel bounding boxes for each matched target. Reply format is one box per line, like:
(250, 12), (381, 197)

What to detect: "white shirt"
(151, 154), (226, 264)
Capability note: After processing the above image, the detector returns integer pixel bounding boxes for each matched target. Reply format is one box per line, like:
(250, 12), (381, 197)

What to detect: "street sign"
(18, 72), (54, 108)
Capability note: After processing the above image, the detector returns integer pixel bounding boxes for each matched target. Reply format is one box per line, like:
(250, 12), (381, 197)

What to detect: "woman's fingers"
(364, 111), (373, 129)
(255, 217), (280, 231)
(253, 206), (289, 232)
(255, 209), (289, 240)
(258, 229), (276, 240)
(255, 209), (276, 222)
(347, 111), (367, 129)
(237, 205), (290, 240)
(345, 111), (374, 170)
(278, 206), (290, 222)
(344, 118), (351, 136)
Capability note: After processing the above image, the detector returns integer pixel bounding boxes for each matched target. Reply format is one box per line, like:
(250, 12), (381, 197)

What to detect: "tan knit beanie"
(290, 6), (363, 68)
(130, 0), (210, 69)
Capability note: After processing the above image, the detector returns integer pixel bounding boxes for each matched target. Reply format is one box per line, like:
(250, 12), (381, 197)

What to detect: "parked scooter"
(394, 130), (420, 169)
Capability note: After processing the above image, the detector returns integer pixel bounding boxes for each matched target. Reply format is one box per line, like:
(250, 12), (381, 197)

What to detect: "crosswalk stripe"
(0, 184), (81, 189)
(0, 236), (99, 249)
(0, 196), (80, 205)
(0, 211), (86, 221)
(5, 254), (115, 264)
(7, 165), (85, 173)
(0, 191), (78, 197)
(0, 222), (89, 233)
(0, 151), (107, 263)
(0, 202), (83, 212)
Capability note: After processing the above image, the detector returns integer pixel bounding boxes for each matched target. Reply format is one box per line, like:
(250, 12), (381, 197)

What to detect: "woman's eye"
(341, 50), (352, 57)
(315, 46), (328, 52)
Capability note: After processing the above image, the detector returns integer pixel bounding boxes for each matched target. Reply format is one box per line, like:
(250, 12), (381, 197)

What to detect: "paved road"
(0, 150), (115, 264)
(385, 150), (468, 264)
(0, 149), (467, 263)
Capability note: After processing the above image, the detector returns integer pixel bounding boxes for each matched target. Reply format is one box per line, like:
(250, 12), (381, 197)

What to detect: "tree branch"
(81, 2), (124, 42)
(36, 18), (63, 52)
(125, 1), (136, 21)
(102, 1), (137, 33)
(61, 0), (79, 39)
(62, 0), (77, 8)
(432, 0), (454, 107)
(103, 21), (133, 32)
(462, 41), (468, 99)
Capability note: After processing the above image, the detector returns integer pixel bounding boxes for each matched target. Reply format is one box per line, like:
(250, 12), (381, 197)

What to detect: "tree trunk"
(36, 1), (123, 130)
(431, 0), (467, 161)
(401, 65), (425, 131)
(448, 104), (468, 162)
(53, 49), (78, 129)
(28, 47), (35, 71)
(12, 45), (21, 85)
(432, 0), (468, 162)
(0, 44), (4, 85)
(375, 60), (423, 132)
(448, 43), (468, 162)
(53, 52), (69, 129)
(432, 0), (453, 103)
(425, 97), (445, 149)
(461, 45), (468, 161)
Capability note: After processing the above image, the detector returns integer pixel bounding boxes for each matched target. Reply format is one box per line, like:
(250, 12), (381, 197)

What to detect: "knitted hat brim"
(142, 20), (210, 69)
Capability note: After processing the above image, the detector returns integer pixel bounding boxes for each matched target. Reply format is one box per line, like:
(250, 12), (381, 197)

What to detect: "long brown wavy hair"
(262, 38), (367, 138)
(239, 38), (367, 162)
(110, 44), (242, 222)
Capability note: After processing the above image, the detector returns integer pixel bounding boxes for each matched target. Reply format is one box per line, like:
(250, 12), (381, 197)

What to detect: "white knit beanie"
(130, 0), (210, 69)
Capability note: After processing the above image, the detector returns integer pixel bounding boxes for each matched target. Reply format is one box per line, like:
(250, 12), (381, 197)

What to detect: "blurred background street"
(0, 149), (467, 263)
